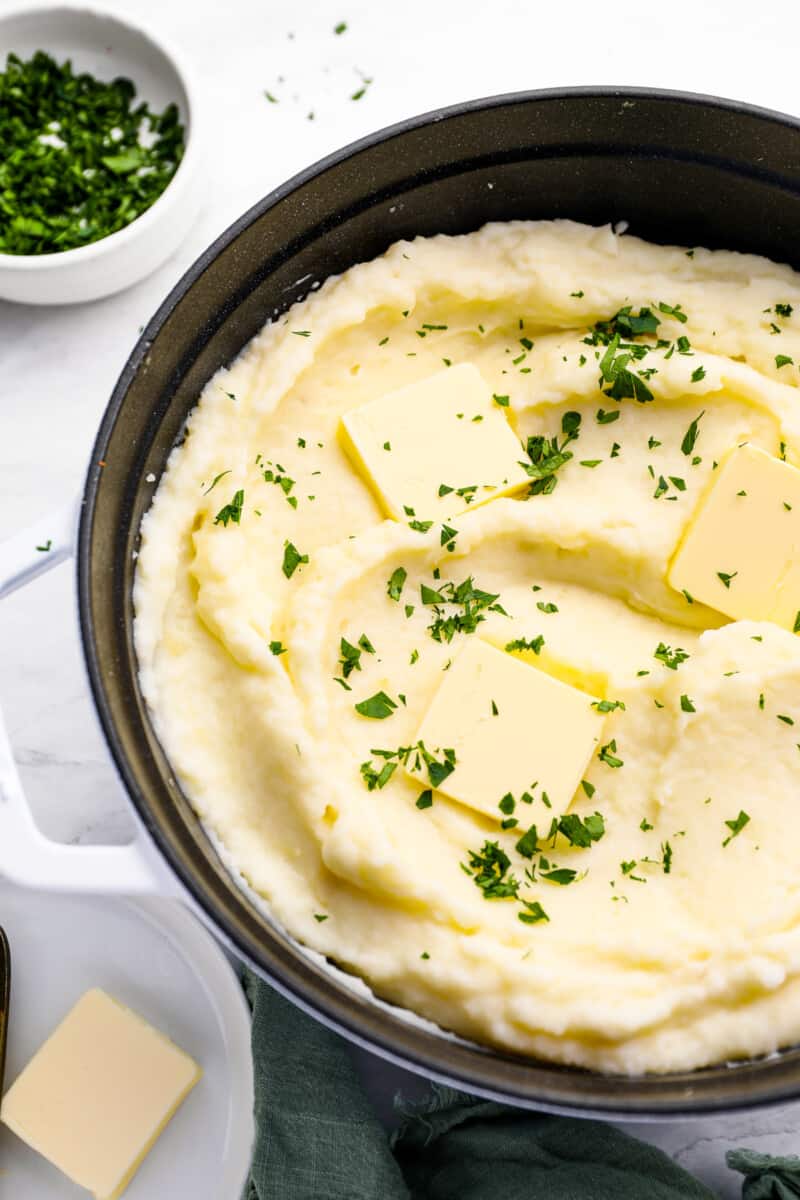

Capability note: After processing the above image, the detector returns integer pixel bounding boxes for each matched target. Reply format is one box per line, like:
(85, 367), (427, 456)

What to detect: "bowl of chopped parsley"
(0, 5), (201, 304)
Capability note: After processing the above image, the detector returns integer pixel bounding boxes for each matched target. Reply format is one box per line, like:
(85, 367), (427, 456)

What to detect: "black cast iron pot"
(78, 87), (800, 1117)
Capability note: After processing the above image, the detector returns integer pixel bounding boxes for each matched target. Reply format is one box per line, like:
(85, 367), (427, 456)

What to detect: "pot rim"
(77, 84), (800, 1118)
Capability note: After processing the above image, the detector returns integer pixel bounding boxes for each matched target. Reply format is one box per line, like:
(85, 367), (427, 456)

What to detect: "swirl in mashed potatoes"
(135, 221), (800, 1074)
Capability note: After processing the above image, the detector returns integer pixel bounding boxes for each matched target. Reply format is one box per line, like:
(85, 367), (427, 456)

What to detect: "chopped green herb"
(416, 789), (433, 810)
(387, 567), (407, 601)
(518, 899), (549, 924)
(717, 570), (737, 589)
(654, 643), (689, 670)
(598, 739), (623, 768)
(680, 694), (696, 713)
(776, 355), (794, 369)
(591, 698), (625, 713)
(354, 691), (398, 719)
(421, 575), (506, 643)
(596, 408), (620, 424)
(690, 366), (706, 383)
(0, 51), (186, 255)
(505, 635), (544, 655)
(214, 489), (244, 527)
(282, 540), (308, 578)
(722, 810), (750, 847)
(464, 841), (519, 899)
(270, 641), (287, 656)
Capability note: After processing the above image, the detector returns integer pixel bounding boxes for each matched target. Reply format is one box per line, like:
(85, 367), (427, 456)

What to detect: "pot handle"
(0, 503), (172, 896)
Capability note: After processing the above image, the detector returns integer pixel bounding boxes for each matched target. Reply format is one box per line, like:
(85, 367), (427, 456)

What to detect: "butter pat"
(407, 639), (605, 818)
(340, 363), (530, 520)
(669, 444), (800, 628)
(1, 989), (201, 1200)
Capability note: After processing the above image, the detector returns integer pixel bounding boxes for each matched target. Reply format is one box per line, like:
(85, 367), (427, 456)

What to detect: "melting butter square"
(669, 444), (800, 629)
(1, 988), (201, 1200)
(407, 639), (605, 819)
(339, 363), (530, 520)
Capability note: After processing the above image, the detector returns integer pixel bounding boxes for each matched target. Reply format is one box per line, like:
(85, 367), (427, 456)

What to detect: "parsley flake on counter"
(354, 691), (398, 719)
(214, 489), (244, 527)
(722, 810), (750, 847)
(282, 540), (308, 578)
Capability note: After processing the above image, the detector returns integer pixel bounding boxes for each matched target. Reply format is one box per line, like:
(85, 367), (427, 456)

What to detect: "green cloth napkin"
(243, 972), (800, 1199)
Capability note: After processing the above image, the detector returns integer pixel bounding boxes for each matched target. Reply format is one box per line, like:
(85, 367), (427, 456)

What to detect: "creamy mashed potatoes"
(135, 221), (800, 1074)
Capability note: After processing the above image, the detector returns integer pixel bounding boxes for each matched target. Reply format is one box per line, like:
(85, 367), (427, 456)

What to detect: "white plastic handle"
(0, 503), (173, 896)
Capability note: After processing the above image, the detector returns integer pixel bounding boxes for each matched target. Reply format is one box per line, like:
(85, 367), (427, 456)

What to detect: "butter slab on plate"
(0, 885), (253, 1200)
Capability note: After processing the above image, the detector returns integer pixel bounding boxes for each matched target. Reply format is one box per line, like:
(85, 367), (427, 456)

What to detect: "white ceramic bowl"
(0, 4), (202, 305)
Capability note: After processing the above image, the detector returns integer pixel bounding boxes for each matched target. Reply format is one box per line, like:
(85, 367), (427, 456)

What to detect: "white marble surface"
(1, 0), (800, 1190)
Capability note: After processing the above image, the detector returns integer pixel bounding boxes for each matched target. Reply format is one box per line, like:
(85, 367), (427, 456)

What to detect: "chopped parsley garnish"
(354, 691), (398, 719)
(722, 810), (750, 847)
(681, 411), (705, 455)
(282, 540), (308, 578)
(691, 366), (706, 383)
(214, 489), (244, 526)
(505, 635), (544, 655)
(519, 411), (581, 494)
(591, 698), (625, 712)
(778, 714), (795, 725)
(387, 567), (407, 601)
(717, 570), (737, 588)
(518, 899), (549, 924)
(334, 20), (348, 33)
(409, 519), (433, 533)
(314, 913), (329, 922)
(338, 634), (375, 679)
(269, 641), (287, 656)
(598, 739), (623, 768)
(204, 470), (232, 495)
(420, 575), (507, 643)
(515, 824), (540, 858)
(657, 301), (688, 323)
(464, 841), (519, 899)
(776, 355), (794, 369)
(776, 303), (794, 318)
(557, 811), (605, 847)
(598, 334), (654, 403)
(35, 539), (52, 552)
(415, 789), (433, 810)
(680, 694), (696, 713)
(536, 601), (558, 614)
(0, 51), (185, 255)
(596, 408), (620, 424)
(654, 643), (689, 670)
(640, 818), (654, 831)
(493, 394), (510, 407)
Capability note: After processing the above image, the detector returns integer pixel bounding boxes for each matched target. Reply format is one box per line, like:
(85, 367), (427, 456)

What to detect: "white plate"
(0, 886), (254, 1199)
